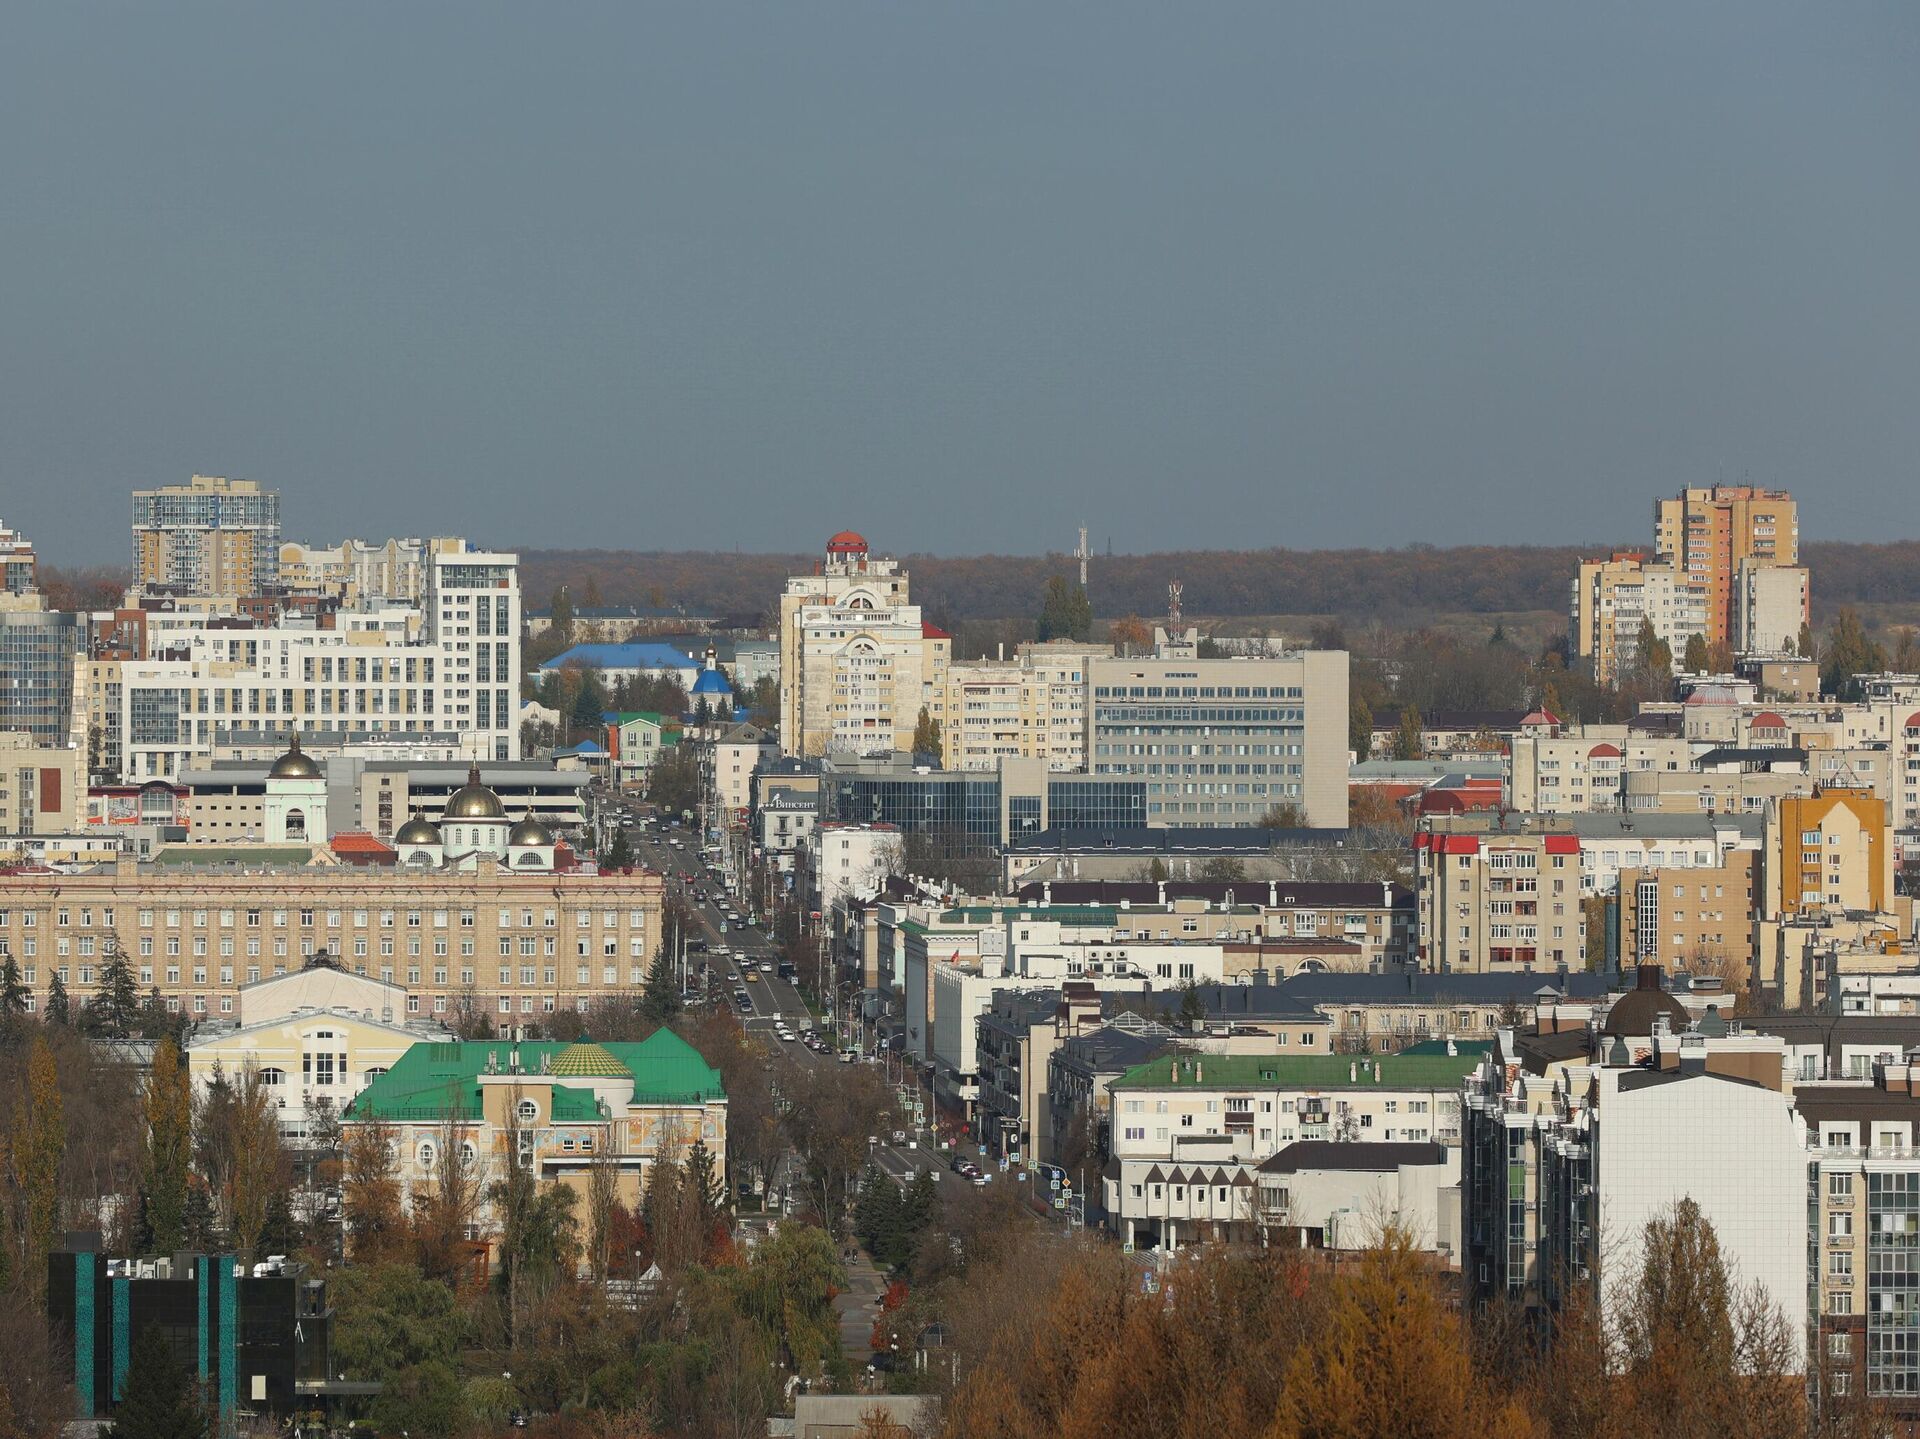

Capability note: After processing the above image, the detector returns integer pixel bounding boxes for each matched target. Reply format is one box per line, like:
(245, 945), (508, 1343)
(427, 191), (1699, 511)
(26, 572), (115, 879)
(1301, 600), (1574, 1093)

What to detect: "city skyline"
(4, 3), (1918, 564)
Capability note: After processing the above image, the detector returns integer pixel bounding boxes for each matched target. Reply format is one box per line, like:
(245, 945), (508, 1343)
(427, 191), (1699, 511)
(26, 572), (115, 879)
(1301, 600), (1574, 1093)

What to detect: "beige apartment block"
(1653, 485), (1799, 646)
(0, 731), (84, 836)
(1571, 552), (1708, 685)
(132, 475), (281, 596)
(1414, 827), (1583, 973)
(942, 641), (1108, 772)
(1615, 851), (1757, 985)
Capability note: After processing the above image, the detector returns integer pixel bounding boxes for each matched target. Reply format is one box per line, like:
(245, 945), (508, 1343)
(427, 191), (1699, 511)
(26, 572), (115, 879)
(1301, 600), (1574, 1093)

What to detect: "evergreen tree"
(640, 949), (681, 1027)
(181, 1184), (220, 1251)
(1797, 620), (1817, 663)
(684, 1137), (727, 1231)
(602, 827), (635, 871)
(0, 956), (27, 1019)
(1146, 857), (1168, 883)
(1348, 694), (1373, 760)
(1178, 982), (1207, 1030)
(91, 949), (143, 1037)
(45, 973), (71, 1026)
(1037, 575), (1093, 643)
(110, 1326), (207, 1439)
(1822, 608), (1886, 700)
(141, 1038), (194, 1254)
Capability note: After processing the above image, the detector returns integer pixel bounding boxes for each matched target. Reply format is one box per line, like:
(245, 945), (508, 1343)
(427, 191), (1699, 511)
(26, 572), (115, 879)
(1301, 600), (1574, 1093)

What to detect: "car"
(778, 1030), (796, 1043)
(726, 970), (740, 982)
(891, 1130), (908, 1145)
(949, 1155), (970, 1175)
(839, 1050), (856, 1064)
(759, 961), (773, 974)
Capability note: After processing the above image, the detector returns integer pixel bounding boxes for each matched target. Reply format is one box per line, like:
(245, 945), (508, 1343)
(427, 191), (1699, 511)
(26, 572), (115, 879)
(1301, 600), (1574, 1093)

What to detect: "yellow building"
(1767, 788), (1892, 919)
(344, 1033), (728, 1220)
(1653, 485), (1799, 646)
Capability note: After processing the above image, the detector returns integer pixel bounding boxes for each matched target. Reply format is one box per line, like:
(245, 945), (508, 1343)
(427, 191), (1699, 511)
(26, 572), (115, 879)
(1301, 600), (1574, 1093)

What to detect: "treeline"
(521, 539), (1920, 628)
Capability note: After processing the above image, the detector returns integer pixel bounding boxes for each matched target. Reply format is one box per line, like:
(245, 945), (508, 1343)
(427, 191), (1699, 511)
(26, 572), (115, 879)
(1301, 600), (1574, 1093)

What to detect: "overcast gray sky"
(3, 3), (1916, 565)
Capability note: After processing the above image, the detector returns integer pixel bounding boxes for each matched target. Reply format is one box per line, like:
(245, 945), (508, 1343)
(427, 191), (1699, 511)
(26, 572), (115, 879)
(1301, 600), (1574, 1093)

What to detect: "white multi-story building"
(779, 532), (950, 759)
(1506, 726), (1692, 813)
(278, 536), (461, 605)
(1086, 637), (1349, 828)
(109, 542), (521, 780)
(1734, 561), (1811, 657)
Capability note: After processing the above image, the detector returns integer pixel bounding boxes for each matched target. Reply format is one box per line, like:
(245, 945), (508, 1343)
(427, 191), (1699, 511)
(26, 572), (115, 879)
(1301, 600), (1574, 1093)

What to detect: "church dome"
(692, 667), (732, 696)
(269, 734), (321, 779)
(550, 1041), (630, 1079)
(444, 764), (506, 820)
(1600, 966), (1691, 1039)
(394, 814), (442, 846)
(508, 812), (555, 847)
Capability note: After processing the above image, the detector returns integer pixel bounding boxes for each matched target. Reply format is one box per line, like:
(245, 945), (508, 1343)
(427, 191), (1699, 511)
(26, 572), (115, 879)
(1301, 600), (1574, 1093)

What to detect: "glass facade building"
(823, 761), (1144, 850)
(0, 609), (79, 744)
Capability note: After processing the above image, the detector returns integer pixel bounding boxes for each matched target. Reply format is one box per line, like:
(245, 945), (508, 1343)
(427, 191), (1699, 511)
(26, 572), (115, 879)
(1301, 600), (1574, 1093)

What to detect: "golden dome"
(444, 764), (506, 820)
(268, 734), (321, 779)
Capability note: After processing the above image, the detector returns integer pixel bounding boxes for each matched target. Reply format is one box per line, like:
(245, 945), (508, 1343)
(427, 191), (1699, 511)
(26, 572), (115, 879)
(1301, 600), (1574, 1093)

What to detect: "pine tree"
(685, 1137), (727, 1232)
(1391, 706), (1424, 761)
(640, 950), (681, 1027)
(181, 1185), (219, 1251)
(45, 973), (71, 1026)
(1682, 631), (1711, 674)
(110, 1326), (207, 1439)
(0, 956), (27, 1019)
(1037, 575), (1093, 643)
(1178, 982), (1207, 1030)
(14, 1036), (65, 1295)
(93, 950), (142, 1038)
(911, 707), (943, 766)
(141, 1038), (194, 1254)
(602, 828), (635, 871)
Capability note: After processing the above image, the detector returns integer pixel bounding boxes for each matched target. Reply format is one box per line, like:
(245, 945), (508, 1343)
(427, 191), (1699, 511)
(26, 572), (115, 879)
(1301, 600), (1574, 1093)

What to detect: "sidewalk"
(833, 1242), (888, 1361)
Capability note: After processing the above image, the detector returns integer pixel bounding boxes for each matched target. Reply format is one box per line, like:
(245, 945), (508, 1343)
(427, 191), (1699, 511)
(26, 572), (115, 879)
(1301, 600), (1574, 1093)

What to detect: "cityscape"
(4, 8), (1919, 1439)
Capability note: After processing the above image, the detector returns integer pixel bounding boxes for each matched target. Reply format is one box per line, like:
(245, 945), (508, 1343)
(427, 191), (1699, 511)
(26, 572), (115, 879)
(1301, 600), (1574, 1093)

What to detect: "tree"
(1348, 694), (1373, 760)
(1822, 608), (1885, 700)
(341, 1120), (406, 1264)
(45, 974), (70, 1026)
(1391, 705), (1424, 761)
(1260, 801), (1307, 829)
(1269, 1231), (1534, 1439)
(1109, 615), (1151, 655)
(1797, 620), (1817, 662)
(641, 949), (682, 1027)
(91, 951), (143, 1038)
(1146, 857), (1169, 883)
(602, 826), (635, 871)
(140, 1038), (193, 1255)
(647, 742), (703, 818)
(1682, 631), (1711, 674)
(1177, 983), (1207, 1031)
(585, 1141), (621, 1285)
(1197, 856), (1245, 883)
(911, 707), (944, 766)
(1037, 575), (1092, 643)
(1632, 619), (1673, 690)
(684, 1136), (727, 1235)
(110, 1326), (207, 1439)
(0, 958), (28, 1021)
(412, 1100), (482, 1284)
(12, 1037), (65, 1297)
(548, 587), (576, 644)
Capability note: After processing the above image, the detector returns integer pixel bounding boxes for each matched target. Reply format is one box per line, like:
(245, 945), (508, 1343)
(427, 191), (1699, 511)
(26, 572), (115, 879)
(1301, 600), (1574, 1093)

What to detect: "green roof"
(1113, 1051), (1479, 1092)
(345, 1029), (724, 1123)
(151, 845), (316, 867)
(607, 711), (666, 728)
(1396, 1038), (1495, 1058)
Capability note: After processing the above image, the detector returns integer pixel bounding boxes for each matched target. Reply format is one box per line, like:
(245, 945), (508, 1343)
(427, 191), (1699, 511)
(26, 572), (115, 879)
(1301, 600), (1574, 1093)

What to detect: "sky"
(2, 3), (1917, 566)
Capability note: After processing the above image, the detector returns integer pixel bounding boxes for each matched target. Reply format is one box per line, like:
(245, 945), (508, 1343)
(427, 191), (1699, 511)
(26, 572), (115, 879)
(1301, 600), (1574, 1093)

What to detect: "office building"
(1654, 485), (1800, 647)
(0, 608), (83, 746)
(822, 754), (1146, 851)
(778, 532), (950, 759)
(132, 475), (281, 595)
(1087, 637), (1348, 828)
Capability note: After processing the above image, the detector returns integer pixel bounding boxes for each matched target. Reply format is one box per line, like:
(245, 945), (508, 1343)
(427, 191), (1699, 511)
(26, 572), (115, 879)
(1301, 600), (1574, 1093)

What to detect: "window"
(418, 1142), (436, 1169)
(1830, 1172), (1854, 1200)
(1830, 1213), (1853, 1239)
(517, 1099), (539, 1121)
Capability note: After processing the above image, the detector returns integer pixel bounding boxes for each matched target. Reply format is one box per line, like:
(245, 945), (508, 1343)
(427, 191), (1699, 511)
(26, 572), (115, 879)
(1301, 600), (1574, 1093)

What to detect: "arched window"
(258, 1067), (286, 1086)
(459, 1141), (477, 1164)
(363, 1066), (387, 1081)
(418, 1141), (436, 1169)
(517, 853), (541, 866)
(285, 808), (307, 839)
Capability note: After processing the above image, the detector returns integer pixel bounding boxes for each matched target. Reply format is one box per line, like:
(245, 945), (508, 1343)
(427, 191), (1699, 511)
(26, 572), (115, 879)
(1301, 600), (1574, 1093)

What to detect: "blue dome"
(692, 669), (732, 695)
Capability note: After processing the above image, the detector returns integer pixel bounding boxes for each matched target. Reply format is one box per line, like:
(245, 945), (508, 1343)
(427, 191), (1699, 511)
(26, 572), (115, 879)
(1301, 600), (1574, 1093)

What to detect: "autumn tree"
(1260, 801), (1307, 829)
(412, 1099), (482, 1284)
(341, 1119), (406, 1264)
(1682, 631), (1711, 674)
(1390, 705), (1424, 761)
(911, 706), (944, 766)
(11, 1037), (65, 1296)
(1348, 694), (1374, 760)
(1822, 608), (1885, 700)
(140, 1037), (193, 1254)
(223, 1064), (285, 1261)
(1109, 615), (1151, 656)
(1269, 1231), (1534, 1439)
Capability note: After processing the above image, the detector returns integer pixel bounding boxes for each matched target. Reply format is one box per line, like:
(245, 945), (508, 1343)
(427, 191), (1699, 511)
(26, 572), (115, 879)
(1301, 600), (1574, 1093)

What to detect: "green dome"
(550, 1042), (630, 1079)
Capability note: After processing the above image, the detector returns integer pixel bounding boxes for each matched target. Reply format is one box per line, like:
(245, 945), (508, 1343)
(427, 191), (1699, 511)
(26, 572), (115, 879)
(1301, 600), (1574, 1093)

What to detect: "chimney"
(1194, 1061), (1203, 1084)
(1269, 881), (1278, 906)
(1350, 1061), (1358, 1082)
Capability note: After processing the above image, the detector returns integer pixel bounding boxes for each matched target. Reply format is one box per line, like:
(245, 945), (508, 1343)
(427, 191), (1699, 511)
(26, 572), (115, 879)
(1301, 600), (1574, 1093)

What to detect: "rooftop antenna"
(1075, 525), (1090, 590)
(1168, 581), (1183, 628)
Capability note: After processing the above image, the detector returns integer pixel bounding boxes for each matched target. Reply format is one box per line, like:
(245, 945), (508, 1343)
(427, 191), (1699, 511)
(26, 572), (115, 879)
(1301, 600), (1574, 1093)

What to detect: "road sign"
(1122, 1243), (1134, 1255)
(1050, 1175), (1061, 1190)
(1053, 1198), (1066, 1210)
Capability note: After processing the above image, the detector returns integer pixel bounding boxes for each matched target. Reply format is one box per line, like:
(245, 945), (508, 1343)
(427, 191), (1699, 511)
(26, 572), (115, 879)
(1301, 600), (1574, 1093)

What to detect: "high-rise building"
(1653, 485), (1800, 646)
(0, 609), (82, 746)
(778, 531), (950, 759)
(940, 641), (1107, 772)
(132, 475), (281, 595)
(1085, 632), (1348, 828)
(1734, 559), (1812, 656)
(1570, 551), (1709, 685)
(0, 515), (37, 595)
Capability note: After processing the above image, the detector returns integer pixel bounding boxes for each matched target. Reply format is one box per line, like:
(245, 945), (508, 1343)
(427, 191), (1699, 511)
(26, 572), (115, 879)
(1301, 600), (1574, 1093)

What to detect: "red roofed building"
(1414, 819), (1584, 973)
(329, 831), (397, 867)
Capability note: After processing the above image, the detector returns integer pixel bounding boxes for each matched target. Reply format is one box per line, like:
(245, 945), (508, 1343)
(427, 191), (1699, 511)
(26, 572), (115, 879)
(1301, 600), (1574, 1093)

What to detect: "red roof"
(1751, 711), (1788, 729)
(330, 831), (393, 855)
(1544, 834), (1580, 854)
(1588, 742), (1622, 758)
(1520, 710), (1559, 726)
(826, 530), (869, 554)
(921, 621), (951, 640)
(1906, 712), (1920, 731)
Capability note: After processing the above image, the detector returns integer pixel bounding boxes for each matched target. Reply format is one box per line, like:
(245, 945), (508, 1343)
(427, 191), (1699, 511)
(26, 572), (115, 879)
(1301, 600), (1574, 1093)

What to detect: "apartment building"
(1735, 561), (1812, 656)
(1087, 640), (1349, 828)
(709, 721), (776, 821)
(1767, 788), (1894, 918)
(0, 607), (83, 746)
(1461, 995), (1806, 1352)
(940, 641), (1106, 772)
(277, 536), (455, 604)
(0, 515), (37, 595)
(1654, 485), (1800, 646)
(106, 542), (520, 779)
(1615, 850), (1757, 980)
(1571, 551), (1709, 685)
(778, 531), (950, 758)
(132, 475), (281, 595)
(1414, 827), (1582, 972)
(1103, 1050), (1477, 1251)
(1506, 725), (1692, 813)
